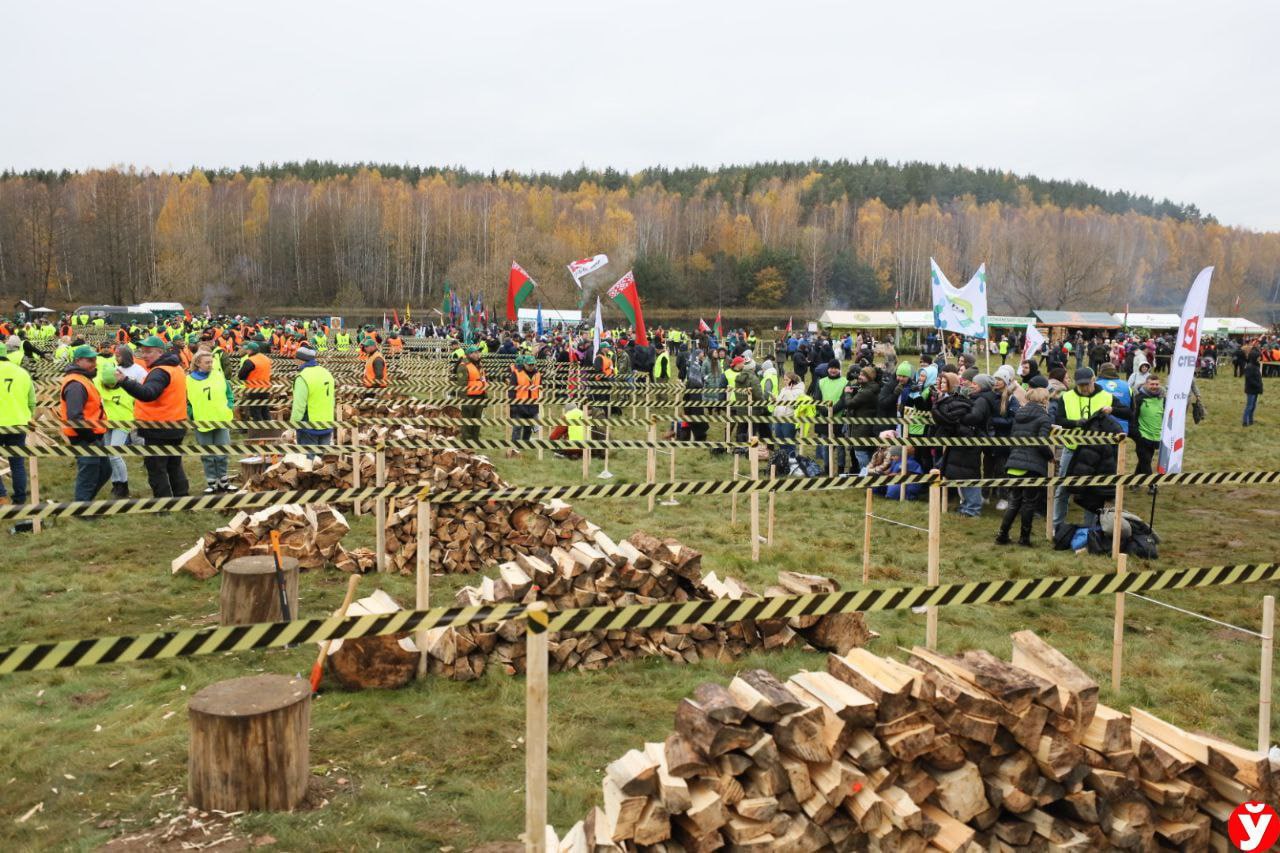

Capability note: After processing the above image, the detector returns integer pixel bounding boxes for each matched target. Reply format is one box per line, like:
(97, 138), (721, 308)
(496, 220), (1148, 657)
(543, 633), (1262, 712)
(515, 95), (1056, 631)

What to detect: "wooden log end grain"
(188, 674), (311, 812)
(218, 555), (300, 626)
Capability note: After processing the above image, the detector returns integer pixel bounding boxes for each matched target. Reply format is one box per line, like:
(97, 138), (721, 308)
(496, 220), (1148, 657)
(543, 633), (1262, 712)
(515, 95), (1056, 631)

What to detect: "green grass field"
(0, 371), (1276, 850)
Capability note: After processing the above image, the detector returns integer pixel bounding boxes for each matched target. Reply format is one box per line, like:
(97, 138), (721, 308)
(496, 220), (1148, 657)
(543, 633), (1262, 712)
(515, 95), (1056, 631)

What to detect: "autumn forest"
(0, 160), (1277, 318)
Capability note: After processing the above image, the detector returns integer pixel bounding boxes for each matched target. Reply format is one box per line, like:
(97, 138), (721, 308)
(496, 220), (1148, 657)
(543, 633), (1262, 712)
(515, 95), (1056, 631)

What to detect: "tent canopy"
(1119, 312), (1180, 329)
(818, 310), (899, 329)
(1033, 310), (1121, 329)
(517, 307), (581, 326)
(892, 311), (934, 328)
(1202, 316), (1267, 336)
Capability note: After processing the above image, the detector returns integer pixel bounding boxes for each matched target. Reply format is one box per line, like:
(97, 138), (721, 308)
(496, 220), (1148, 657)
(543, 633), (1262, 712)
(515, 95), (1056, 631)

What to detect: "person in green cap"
(60, 345), (113, 502)
(507, 354), (541, 454)
(291, 344), (335, 446)
(455, 345), (487, 441)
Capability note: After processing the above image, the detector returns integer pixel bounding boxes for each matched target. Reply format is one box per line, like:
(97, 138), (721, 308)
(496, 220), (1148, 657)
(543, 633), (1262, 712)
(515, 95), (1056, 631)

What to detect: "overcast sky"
(3, 0), (1276, 230)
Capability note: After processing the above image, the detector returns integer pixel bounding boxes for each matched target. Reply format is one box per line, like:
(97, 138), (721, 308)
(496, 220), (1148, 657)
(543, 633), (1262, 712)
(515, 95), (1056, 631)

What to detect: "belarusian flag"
(714, 310), (723, 340)
(608, 270), (648, 346)
(507, 261), (535, 321)
(697, 318), (710, 333)
(785, 316), (793, 333)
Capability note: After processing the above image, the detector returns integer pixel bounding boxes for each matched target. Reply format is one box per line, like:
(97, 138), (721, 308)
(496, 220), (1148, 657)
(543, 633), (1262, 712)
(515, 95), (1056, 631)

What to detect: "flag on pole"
(462, 305), (473, 344)
(391, 307), (400, 327)
(1234, 293), (1242, 312)
(567, 254), (609, 288)
(930, 259), (989, 339)
(592, 296), (603, 358)
(697, 318), (710, 333)
(507, 261), (536, 321)
(1022, 323), (1045, 363)
(405, 302), (411, 324)
(608, 270), (648, 346)
(786, 316), (793, 333)
(536, 303), (544, 336)
(1159, 267), (1213, 474)
(714, 310), (723, 341)
(1124, 303), (1130, 329)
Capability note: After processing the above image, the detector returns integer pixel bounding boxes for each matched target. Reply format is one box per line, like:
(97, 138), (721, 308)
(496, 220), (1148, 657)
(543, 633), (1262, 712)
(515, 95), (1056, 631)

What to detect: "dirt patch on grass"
(70, 690), (111, 707)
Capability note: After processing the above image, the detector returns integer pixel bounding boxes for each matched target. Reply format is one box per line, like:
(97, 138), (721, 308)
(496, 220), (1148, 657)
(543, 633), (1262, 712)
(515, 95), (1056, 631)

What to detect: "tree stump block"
(188, 674), (310, 812)
(219, 555), (299, 626)
(237, 457), (268, 482)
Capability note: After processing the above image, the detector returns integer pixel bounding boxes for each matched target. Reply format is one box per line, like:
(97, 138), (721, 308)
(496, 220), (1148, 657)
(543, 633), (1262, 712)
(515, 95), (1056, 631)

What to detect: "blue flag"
(536, 303), (544, 336)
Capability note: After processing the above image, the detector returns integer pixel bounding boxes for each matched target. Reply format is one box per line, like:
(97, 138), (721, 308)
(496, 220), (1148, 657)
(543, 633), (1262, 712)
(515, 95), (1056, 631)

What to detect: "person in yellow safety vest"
(816, 361), (847, 473)
(722, 356), (743, 405)
(313, 329), (328, 352)
(291, 345), (336, 446)
(54, 336), (73, 362)
(187, 349), (235, 493)
(334, 330), (352, 352)
(760, 358), (779, 415)
(92, 316), (106, 329)
(4, 336), (23, 366)
(1051, 366), (1129, 529)
(998, 336), (1010, 363)
(554, 404), (586, 460)
(455, 345), (487, 442)
(97, 343), (142, 498)
(652, 344), (674, 382)
(0, 347), (34, 510)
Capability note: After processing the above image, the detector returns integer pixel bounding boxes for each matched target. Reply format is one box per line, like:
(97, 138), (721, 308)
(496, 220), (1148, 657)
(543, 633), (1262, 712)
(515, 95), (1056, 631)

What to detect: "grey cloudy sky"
(3, 0), (1276, 230)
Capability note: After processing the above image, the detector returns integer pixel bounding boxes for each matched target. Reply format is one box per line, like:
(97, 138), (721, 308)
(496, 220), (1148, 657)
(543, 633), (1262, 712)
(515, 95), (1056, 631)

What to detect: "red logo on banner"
(1173, 438), (1184, 453)
(1180, 316), (1200, 351)
(1229, 802), (1280, 851)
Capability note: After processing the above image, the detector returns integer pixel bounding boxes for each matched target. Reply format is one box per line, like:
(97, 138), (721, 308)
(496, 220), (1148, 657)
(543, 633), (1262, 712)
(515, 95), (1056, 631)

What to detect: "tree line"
(0, 161), (1275, 318)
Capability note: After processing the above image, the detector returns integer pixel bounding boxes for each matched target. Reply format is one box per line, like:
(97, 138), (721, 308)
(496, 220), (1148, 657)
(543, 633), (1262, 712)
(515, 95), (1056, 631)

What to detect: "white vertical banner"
(1158, 266), (1213, 474)
(930, 259), (990, 340)
(592, 295), (603, 358)
(1023, 323), (1045, 363)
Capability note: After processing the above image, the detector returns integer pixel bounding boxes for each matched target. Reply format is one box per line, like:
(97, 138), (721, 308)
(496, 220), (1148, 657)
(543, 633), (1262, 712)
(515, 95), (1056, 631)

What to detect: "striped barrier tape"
(0, 468), (1277, 522)
(0, 413), (942, 433)
(0, 561), (1274, 674)
(0, 433), (1125, 458)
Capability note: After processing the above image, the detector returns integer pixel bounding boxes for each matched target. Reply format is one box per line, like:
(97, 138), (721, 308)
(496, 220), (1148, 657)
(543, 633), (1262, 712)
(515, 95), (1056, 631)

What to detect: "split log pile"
(550, 631), (1277, 851)
(338, 398), (461, 421)
(171, 504), (355, 579)
(420, 534), (874, 682)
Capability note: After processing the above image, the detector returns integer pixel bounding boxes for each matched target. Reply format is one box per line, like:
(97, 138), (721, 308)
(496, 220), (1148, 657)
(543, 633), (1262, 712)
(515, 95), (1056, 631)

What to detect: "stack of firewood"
(418, 532), (873, 682)
(550, 632), (1276, 850)
(338, 398), (461, 421)
(380, 496), (592, 575)
(170, 504), (355, 579)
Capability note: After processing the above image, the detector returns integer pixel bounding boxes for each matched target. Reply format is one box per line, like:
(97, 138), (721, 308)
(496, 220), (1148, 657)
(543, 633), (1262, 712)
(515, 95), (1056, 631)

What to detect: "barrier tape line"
(0, 433), (1125, 458)
(0, 469), (1277, 521)
(1, 562), (1274, 672)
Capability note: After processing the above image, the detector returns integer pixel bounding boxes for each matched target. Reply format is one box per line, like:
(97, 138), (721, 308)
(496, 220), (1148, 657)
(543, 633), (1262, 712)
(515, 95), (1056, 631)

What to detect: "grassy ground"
(0, 372), (1276, 850)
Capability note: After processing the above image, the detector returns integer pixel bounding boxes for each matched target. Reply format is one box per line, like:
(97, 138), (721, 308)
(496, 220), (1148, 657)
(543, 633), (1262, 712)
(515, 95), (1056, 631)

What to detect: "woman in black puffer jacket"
(930, 373), (986, 516)
(996, 387), (1053, 546)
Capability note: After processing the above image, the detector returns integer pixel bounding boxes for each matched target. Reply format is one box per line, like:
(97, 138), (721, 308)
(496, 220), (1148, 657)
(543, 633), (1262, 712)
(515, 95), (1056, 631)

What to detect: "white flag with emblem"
(1158, 266), (1213, 474)
(930, 258), (990, 340)
(1022, 323), (1045, 363)
(568, 254), (609, 288)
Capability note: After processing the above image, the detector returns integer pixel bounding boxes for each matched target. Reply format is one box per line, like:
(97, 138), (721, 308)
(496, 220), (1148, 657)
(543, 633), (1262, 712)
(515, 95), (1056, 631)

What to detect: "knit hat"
(731, 356), (745, 368)
(137, 335), (166, 349)
(1073, 367), (1096, 383)
(762, 359), (775, 373)
(295, 346), (317, 361)
(5, 336), (19, 350)
(972, 374), (995, 391)
(1029, 375), (1049, 389)
(1098, 362), (1119, 379)
(961, 367), (979, 381)
(71, 344), (97, 360)
(896, 361), (914, 378)
(994, 364), (1017, 386)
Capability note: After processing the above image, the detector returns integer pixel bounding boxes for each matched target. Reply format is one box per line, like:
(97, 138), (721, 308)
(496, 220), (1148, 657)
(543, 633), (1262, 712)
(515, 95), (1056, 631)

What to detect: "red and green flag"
(507, 261), (536, 322)
(714, 310), (723, 340)
(608, 270), (648, 346)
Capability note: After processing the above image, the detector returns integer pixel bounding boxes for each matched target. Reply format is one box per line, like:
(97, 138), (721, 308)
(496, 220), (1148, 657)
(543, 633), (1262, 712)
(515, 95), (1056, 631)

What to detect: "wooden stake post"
(29, 458), (40, 535)
(375, 448), (387, 573)
(581, 412), (590, 481)
(1111, 553), (1127, 692)
(416, 500), (432, 679)
(827, 406), (836, 477)
(767, 463), (775, 545)
(862, 489), (873, 584)
(899, 446), (908, 502)
(1261, 595), (1275, 753)
(750, 441), (760, 562)
(524, 603), (550, 853)
(647, 420), (657, 513)
(927, 478), (941, 649)
(1045, 458), (1054, 541)
(1111, 442), (1127, 562)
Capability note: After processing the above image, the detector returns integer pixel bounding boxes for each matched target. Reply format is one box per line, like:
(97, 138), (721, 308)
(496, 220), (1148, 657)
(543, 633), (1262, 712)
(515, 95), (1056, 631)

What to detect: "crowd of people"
(0, 310), (1270, 548)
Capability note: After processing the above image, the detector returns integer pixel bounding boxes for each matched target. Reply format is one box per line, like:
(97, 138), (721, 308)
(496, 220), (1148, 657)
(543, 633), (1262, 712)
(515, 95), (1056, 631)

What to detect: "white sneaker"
(996, 499), (1009, 511)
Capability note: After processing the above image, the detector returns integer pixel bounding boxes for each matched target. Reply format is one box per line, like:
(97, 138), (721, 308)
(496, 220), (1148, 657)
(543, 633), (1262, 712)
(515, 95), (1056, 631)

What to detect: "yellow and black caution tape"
(1, 469), (1278, 522)
(1, 561), (1274, 674)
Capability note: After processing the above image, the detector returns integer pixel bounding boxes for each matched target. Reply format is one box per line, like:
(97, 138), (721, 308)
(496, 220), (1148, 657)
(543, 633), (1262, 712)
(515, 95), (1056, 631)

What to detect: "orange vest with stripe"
(364, 353), (389, 388)
(134, 365), (187, 422)
(60, 373), (106, 438)
(514, 369), (541, 402)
